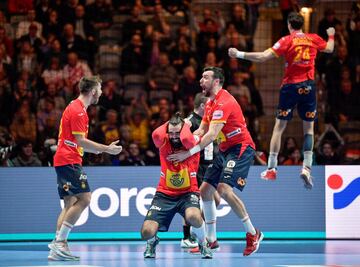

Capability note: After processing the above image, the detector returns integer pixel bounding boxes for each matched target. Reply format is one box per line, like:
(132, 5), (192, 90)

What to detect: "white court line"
(12, 265), (103, 267)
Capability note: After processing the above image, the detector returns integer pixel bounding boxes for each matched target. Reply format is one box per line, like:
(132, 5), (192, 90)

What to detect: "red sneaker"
(189, 240), (219, 254)
(261, 168), (277, 181)
(243, 229), (264, 256)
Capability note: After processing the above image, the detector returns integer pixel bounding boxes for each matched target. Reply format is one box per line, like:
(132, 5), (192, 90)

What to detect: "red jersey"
(202, 89), (255, 153)
(152, 122), (200, 197)
(54, 99), (89, 167)
(270, 31), (327, 85)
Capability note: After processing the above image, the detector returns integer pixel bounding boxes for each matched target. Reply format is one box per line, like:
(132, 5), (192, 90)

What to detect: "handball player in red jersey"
(48, 76), (122, 261)
(141, 112), (212, 259)
(168, 67), (263, 257)
(229, 12), (335, 189)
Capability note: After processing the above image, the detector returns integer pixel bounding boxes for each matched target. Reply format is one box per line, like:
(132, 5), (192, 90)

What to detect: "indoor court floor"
(0, 240), (360, 267)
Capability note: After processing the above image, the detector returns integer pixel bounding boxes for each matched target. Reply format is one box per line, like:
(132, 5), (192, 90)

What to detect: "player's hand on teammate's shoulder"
(228, 47), (239, 58)
(184, 118), (192, 127)
(106, 140), (123, 155)
(326, 27), (335, 36)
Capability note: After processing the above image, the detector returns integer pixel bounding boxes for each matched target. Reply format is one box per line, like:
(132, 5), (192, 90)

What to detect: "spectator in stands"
(35, 0), (51, 26)
(197, 18), (220, 51)
(178, 65), (202, 104)
(229, 4), (247, 35)
(18, 23), (43, 57)
(97, 80), (124, 121)
(122, 143), (146, 166)
(0, 26), (14, 59)
(87, 105), (100, 140)
(144, 30), (169, 65)
(10, 79), (34, 114)
(316, 140), (340, 165)
(10, 102), (37, 144)
(148, 3), (171, 36)
(122, 5), (147, 44)
(60, 23), (87, 60)
(280, 0), (299, 37)
(120, 34), (148, 75)
(37, 115), (59, 165)
(283, 148), (303, 166)
(42, 10), (62, 39)
(44, 39), (66, 66)
(169, 35), (197, 74)
(318, 8), (342, 40)
(335, 79), (360, 122)
(37, 82), (66, 111)
(58, 0), (77, 25)
(16, 9), (43, 39)
(279, 137), (298, 164)
(200, 37), (222, 67)
(347, 16), (360, 64)
(227, 71), (252, 102)
(245, 0), (263, 39)
(203, 51), (220, 68)
(6, 139), (42, 167)
(0, 11), (14, 39)
(146, 52), (178, 92)
(16, 40), (39, 76)
(194, 8), (225, 35)
(86, 0), (113, 30)
(128, 110), (149, 150)
(37, 97), (62, 133)
(96, 109), (120, 145)
(0, 71), (12, 126)
(41, 56), (65, 91)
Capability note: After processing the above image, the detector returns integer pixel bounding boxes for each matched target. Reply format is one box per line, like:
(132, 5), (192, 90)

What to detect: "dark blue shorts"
(203, 144), (255, 191)
(144, 191), (200, 232)
(55, 164), (90, 199)
(277, 80), (317, 121)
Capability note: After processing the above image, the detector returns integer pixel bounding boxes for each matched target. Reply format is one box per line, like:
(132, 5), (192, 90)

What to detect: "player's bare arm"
(167, 122), (224, 163)
(193, 121), (209, 137)
(74, 134), (122, 155)
(228, 47), (275, 62)
(322, 27), (335, 53)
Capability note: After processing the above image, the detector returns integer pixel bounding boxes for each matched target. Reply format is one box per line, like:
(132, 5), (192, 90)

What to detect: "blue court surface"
(0, 240), (360, 267)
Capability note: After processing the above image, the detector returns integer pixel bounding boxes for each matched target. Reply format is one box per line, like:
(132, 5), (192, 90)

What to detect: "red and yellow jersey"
(269, 31), (327, 85)
(54, 99), (89, 167)
(202, 89), (255, 153)
(152, 122), (200, 197)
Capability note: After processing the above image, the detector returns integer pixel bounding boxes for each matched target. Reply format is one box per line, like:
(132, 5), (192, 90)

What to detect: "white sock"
(242, 216), (256, 235)
(203, 200), (217, 242)
(268, 152), (278, 169)
(303, 151), (313, 169)
(191, 222), (206, 243)
(147, 235), (157, 244)
(56, 221), (73, 241)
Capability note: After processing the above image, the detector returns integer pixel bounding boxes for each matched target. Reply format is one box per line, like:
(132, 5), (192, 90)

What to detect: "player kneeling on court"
(141, 112), (212, 259)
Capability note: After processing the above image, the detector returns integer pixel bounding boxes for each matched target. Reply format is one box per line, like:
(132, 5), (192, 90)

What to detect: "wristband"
(236, 51), (245, 59)
(328, 35), (335, 40)
(189, 145), (201, 156)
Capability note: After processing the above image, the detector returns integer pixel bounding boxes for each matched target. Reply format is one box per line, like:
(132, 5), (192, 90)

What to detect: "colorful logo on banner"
(327, 174), (360, 209)
(325, 166), (360, 238)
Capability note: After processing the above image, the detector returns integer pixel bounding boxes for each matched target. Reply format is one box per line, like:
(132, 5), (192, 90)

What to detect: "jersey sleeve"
(270, 36), (289, 57)
(180, 123), (198, 150)
(70, 109), (88, 135)
(311, 34), (327, 51)
(210, 101), (231, 124)
(152, 122), (168, 148)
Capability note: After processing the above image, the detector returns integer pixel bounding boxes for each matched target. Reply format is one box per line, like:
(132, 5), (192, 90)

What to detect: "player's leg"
(297, 80), (317, 189)
(262, 84), (295, 180)
(218, 145), (263, 256)
(141, 220), (160, 258)
(181, 195), (212, 259)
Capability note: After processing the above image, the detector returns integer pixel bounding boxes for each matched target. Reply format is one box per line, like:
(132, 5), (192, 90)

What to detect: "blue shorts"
(277, 80), (317, 121)
(144, 192), (200, 232)
(55, 164), (90, 199)
(203, 144), (255, 191)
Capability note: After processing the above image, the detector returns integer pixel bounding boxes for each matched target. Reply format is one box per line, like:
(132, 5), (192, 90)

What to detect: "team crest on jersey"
(212, 110), (223, 120)
(170, 173), (184, 187)
(166, 169), (190, 189)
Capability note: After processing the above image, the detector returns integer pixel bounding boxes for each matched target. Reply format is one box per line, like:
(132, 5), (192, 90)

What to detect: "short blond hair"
(79, 75), (102, 94)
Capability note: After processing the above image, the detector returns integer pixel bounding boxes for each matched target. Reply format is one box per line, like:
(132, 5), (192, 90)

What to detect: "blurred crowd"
(0, 0), (359, 167)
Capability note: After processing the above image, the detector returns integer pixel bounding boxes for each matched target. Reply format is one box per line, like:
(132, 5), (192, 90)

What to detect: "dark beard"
(170, 138), (182, 150)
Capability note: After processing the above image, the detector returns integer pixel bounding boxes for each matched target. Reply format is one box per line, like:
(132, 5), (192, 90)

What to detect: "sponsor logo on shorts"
(297, 86), (311, 95)
(226, 160), (236, 168)
(81, 182), (86, 189)
(79, 173), (87, 180)
(224, 175), (231, 179)
(147, 211), (152, 217)
(190, 194), (199, 204)
(212, 110), (224, 120)
(277, 109), (291, 117)
(224, 167), (233, 173)
(305, 111), (316, 119)
(237, 177), (246, 187)
(63, 182), (71, 192)
(150, 205), (162, 211)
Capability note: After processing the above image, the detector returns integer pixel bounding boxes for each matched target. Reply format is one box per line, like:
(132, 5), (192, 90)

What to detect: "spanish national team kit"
(54, 99), (90, 199)
(145, 122), (201, 231)
(202, 89), (256, 191)
(269, 31), (327, 121)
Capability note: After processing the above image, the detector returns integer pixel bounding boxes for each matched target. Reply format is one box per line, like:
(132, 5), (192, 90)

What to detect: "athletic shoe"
(243, 229), (264, 256)
(144, 236), (159, 258)
(260, 168), (277, 181)
(48, 250), (78, 261)
(181, 237), (198, 248)
(48, 240), (80, 260)
(198, 241), (213, 259)
(190, 240), (219, 254)
(300, 166), (313, 190)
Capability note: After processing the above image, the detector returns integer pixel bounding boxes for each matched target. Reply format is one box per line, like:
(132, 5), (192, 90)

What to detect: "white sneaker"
(180, 238), (198, 248)
(48, 240), (80, 260)
(48, 250), (77, 261)
(300, 167), (313, 190)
